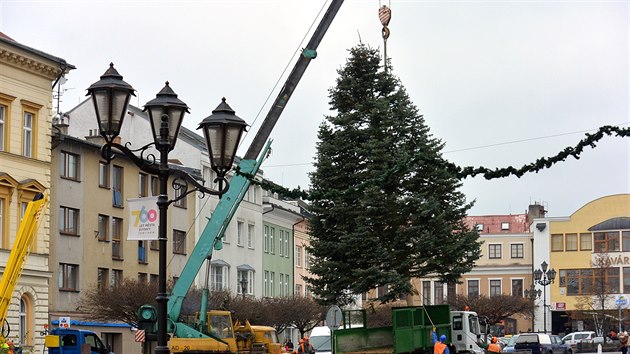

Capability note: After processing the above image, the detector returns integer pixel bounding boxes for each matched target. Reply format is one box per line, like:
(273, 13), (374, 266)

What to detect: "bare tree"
(288, 296), (327, 338)
(448, 294), (535, 326)
(573, 253), (618, 336)
(78, 278), (158, 326)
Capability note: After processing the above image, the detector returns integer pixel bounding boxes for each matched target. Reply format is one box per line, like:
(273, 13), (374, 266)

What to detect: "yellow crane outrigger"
(0, 193), (48, 342)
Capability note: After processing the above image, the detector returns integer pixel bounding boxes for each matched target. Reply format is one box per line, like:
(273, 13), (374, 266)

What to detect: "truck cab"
(451, 311), (484, 354)
(46, 328), (111, 354)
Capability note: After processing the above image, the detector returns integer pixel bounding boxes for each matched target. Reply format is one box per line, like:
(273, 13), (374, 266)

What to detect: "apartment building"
(50, 125), (196, 353)
(0, 32), (73, 353)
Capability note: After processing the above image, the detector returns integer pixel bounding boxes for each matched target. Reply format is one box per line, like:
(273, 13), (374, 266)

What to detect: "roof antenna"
(378, 1), (392, 72)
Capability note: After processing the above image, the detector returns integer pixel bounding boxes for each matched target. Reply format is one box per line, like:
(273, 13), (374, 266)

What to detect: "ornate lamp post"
(524, 283), (542, 331)
(87, 63), (247, 354)
(533, 261), (556, 333)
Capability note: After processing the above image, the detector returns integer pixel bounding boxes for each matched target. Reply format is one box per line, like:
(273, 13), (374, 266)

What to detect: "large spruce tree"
(306, 44), (482, 305)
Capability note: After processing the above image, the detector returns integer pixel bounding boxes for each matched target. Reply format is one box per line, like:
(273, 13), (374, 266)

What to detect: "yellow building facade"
(0, 33), (73, 353)
(548, 194), (630, 333)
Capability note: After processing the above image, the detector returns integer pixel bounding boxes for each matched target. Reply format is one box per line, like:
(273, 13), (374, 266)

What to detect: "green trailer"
(334, 305), (454, 354)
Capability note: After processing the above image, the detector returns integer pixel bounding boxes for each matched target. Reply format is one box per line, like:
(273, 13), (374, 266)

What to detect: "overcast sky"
(1, 0), (628, 217)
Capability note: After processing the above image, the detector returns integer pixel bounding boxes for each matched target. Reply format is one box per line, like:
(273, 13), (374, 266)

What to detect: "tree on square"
(306, 44), (482, 305)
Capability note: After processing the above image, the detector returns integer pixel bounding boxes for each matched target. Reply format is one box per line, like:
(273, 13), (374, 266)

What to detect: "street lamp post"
(87, 63), (247, 354)
(524, 283), (542, 331)
(533, 261), (556, 333)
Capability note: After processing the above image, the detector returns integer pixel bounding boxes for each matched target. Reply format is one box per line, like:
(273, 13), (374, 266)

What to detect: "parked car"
(561, 331), (604, 349)
(502, 334), (520, 353)
(514, 333), (572, 354)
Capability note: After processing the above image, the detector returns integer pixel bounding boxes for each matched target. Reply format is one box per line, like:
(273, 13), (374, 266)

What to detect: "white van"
(309, 326), (332, 354)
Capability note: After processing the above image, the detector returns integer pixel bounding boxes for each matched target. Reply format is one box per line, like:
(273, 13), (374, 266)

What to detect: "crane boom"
(0, 193), (48, 340)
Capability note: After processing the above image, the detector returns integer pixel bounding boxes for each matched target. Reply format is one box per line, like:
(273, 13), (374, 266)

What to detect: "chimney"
(527, 203), (547, 223)
(53, 113), (70, 135)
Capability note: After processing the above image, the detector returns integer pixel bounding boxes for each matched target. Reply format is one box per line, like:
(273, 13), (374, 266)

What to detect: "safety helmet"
(440, 335), (447, 342)
(491, 337), (498, 343)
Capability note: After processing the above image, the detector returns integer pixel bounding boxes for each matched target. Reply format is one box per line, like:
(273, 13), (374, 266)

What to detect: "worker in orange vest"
(487, 337), (501, 354)
(432, 328), (450, 354)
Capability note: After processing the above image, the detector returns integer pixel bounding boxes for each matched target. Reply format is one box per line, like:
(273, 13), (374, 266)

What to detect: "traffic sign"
(615, 295), (629, 308)
(326, 305), (342, 330)
(135, 330), (146, 342)
(59, 317), (70, 328)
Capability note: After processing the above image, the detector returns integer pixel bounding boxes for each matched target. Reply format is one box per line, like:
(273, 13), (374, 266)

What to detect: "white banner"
(127, 197), (159, 240)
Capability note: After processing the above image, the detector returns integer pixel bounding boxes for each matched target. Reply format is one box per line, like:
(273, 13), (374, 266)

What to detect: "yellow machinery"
(169, 311), (282, 354)
(0, 193), (48, 341)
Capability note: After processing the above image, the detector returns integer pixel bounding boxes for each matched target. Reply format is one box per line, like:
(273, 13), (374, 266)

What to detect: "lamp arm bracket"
(169, 169), (229, 201)
(100, 140), (159, 175)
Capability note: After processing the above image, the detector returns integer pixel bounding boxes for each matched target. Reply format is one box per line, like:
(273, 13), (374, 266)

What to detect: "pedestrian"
(297, 336), (314, 354)
(432, 328), (450, 354)
(286, 339), (294, 352)
(619, 331), (628, 354)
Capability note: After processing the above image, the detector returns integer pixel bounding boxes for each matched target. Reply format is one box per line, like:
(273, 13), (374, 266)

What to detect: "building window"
(60, 151), (80, 180)
(138, 241), (147, 263)
(112, 165), (123, 207)
(138, 173), (148, 197)
(112, 269), (122, 287)
(0, 105), (5, 151)
(97, 268), (109, 289)
(467, 280), (479, 298)
(489, 279), (501, 297)
(488, 244), (501, 259)
(150, 176), (159, 196)
(237, 270), (253, 295)
(551, 234), (564, 251)
(97, 214), (109, 241)
(174, 183), (187, 208)
(269, 227), (275, 254)
(211, 264), (229, 291)
(263, 226), (269, 253)
(0, 199), (3, 247)
(476, 224), (483, 232)
(99, 162), (109, 188)
(284, 231), (289, 258)
(434, 282), (444, 304)
(594, 231), (620, 253)
(501, 222), (510, 230)
(623, 267), (630, 294)
(447, 282), (456, 303)
(422, 281), (431, 305)
(112, 217), (123, 259)
(173, 229), (186, 255)
(138, 273), (148, 284)
(279, 273), (285, 297)
(305, 249), (311, 269)
(566, 233), (578, 251)
(580, 233), (592, 250)
(59, 263), (78, 291)
(510, 244), (524, 258)
(279, 231), (284, 257)
(295, 245), (303, 267)
(622, 231), (630, 252)
(295, 284), (303, 297)
(270, 272), (275, 297)
(237, 221), (244, 246)
(264, 271), (269, 297)
(22, 111), (33, 157)
(511, 279), (523, 297)
(59, 206), (79, 236)
(150, 240), (159, 251)
(18, 297), (28, 345)
(247, 224), (254, 248)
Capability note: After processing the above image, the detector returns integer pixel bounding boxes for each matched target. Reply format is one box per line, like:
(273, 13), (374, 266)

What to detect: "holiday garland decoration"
(235, 125), (629, 200)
